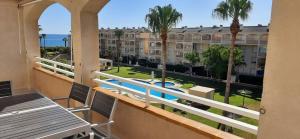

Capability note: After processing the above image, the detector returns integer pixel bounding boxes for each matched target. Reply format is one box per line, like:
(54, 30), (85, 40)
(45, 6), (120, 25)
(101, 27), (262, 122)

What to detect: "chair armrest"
(52, 97), (69, 101)
(67, 105), (89, 111)
(91, 121), (114, 128)
(69, 107), (90, 113)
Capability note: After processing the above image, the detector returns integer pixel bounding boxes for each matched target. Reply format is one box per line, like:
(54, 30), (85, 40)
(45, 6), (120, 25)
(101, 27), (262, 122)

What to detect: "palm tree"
(213, 0), (252, 104)
(39, 25), (43, 53)
(39, 35), (43, 48)
(62, 37), (68, 47)
(184, 52), (201, 76)
(38, 25), (42, 32)
(114, 30), (124, 73)
(41, 34), (47, 57)
(146, 4), (182, 109)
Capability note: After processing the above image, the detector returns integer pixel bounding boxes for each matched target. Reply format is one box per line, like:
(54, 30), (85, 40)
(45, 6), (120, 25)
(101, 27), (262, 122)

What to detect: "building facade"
(99, 25), (268, 76)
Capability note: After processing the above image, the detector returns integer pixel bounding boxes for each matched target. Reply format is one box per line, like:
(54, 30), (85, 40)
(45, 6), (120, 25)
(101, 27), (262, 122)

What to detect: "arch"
(81, 0), (110, 14)
(21, 0), (110, 86)
(24, 0), (71, 23)
(21, 0), (71, 89)
(22, 0), (71, 58)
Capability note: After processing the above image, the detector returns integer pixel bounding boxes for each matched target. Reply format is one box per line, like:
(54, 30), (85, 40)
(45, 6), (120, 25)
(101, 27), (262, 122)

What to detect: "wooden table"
(0, 93), (92, 139)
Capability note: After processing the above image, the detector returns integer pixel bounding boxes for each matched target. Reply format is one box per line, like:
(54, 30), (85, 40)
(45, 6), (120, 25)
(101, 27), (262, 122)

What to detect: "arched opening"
(38, 3), (71, 63)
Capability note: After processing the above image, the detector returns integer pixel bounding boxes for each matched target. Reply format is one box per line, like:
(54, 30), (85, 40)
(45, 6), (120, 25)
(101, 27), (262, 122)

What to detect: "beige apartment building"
(99, 25), (268, 76)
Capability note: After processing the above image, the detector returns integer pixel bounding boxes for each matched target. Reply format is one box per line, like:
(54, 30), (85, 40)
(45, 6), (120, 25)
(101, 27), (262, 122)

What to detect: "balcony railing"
(93, 72), (260, 135)
(35, 57), (260, 135)
(35, 57), (74, 77)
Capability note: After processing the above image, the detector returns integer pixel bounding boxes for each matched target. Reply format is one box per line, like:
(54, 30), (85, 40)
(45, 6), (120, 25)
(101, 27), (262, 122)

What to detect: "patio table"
(0, 92), (92, 139)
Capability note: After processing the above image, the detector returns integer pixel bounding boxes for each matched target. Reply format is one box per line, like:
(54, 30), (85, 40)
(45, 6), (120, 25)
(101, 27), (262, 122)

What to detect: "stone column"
(258, 0), (300, 138)
(71, 11), (100, 86)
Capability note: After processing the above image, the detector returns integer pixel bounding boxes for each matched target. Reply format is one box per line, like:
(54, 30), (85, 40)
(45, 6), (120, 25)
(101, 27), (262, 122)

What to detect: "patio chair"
(52, 82), (91, 109)
(71, 90), (118, 139)
(0, 81), (12, 97)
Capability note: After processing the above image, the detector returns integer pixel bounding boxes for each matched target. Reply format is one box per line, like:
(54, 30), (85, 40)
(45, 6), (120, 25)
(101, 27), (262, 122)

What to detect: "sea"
(40, 34), (69, 47)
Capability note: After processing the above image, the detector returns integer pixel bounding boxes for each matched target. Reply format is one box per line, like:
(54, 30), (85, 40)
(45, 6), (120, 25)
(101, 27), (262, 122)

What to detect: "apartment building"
(99, 27), (150, 60)
(99, 25), (268, 76)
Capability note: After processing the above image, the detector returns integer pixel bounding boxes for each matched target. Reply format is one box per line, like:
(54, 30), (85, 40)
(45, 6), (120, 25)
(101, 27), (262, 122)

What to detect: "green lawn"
(104, 66), (261, 139)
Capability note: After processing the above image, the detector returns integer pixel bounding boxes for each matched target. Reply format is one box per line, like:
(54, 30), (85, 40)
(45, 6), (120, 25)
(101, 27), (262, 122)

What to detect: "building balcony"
(246, 40), (259, 45)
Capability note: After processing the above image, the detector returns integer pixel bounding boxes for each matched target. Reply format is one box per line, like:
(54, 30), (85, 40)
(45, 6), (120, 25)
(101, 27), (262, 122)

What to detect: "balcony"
(33, 58), (258, 137)
(2, 0), (300, 139)
(246, 34), (259, 45)
(184, 34), (193, 42)
(192, 34), (202, 42)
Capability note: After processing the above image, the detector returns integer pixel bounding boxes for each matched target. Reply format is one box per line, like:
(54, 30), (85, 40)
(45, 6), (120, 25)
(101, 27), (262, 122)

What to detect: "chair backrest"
(69, 82), (90, 104)
(91, 91), (117, 119)
(0, 81), (12, 97)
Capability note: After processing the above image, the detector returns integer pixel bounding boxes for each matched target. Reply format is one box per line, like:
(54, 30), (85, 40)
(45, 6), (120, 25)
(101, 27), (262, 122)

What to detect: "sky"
(39, 0), (272, 34)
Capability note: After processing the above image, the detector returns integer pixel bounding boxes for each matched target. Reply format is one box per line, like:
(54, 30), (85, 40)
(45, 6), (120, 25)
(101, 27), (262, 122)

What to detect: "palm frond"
(213, 0), (253, 21)
(145, 4), (182, 35)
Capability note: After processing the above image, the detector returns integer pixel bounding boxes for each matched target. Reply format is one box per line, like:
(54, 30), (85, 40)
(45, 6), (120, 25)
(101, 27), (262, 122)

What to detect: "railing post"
(117, 81), (122, 94)
(145, 88), (150, 107)
(53, 63), (57, 74)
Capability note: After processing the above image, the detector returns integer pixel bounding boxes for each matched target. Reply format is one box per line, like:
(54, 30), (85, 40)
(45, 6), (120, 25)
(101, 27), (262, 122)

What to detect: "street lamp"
(238, 89), (253, 108)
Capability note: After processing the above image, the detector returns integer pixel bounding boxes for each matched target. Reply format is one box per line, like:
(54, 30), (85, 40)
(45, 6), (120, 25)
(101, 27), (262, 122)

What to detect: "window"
(246, 34), (258, 44)
(202, 34), (211, 40)
(184, 33), (192, 42)
(258, 46), (267, 57)
(176, 34), (184, 40)
(168, 34), (176, 40)
(212, 33), (222, 43)
(193, 34), (201, 41)
(222, 34), (231, 41)
(156, 42), (161, 48)
(155, 50), (161, 55)
(130, 41), (134, 46)
(193, 43), (198, 51)
(176, 51), (183, 57)
(260, 34), (268, 44)
(176, 43), (183, 49)
(236, 34), (244, 42)
(184, 44), (192, 50)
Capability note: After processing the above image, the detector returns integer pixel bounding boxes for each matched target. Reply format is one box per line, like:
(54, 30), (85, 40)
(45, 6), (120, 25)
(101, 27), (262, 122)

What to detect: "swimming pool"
(154, 82), (175, 87)
(101, 79), (182, 100)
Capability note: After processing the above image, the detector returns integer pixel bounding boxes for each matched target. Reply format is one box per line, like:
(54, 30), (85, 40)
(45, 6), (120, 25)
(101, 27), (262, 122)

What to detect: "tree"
(213, 0), (253, 104)
(184, 52), (201, 76)
(145, 4), (182, 109)
(39, 25), (43, 55)
(202, 45), (244, 79)
(114, 30), (124, 73)
(38, 25), (43, 33)
(41, 34), (47, 57)
(203, 45), (244, 132)
(39, 35), (43, 48)
(62, 37), (68, 47)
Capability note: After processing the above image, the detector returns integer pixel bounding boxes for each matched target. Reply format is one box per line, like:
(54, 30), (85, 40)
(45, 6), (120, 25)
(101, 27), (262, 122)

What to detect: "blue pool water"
(154, 82), (175, 87)
(101, 80), (182, 100)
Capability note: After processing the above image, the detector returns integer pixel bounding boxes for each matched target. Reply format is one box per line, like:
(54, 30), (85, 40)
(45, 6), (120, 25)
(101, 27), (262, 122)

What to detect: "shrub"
(239, 74), (263, 86)
(192, 66), (207, 76)
(165, 64), (188, 73)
